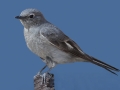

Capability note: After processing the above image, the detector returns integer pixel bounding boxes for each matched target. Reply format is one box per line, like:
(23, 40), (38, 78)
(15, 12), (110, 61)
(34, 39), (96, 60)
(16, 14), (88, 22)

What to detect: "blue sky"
(0, 0), (120, 90)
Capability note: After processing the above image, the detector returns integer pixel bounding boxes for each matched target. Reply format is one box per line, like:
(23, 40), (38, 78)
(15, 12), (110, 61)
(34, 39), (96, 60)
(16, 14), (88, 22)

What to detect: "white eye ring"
(29, 14), (35, 18)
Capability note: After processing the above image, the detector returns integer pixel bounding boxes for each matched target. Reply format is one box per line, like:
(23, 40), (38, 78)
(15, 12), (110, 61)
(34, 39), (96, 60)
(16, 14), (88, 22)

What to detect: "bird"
(15, 8), (120, 76)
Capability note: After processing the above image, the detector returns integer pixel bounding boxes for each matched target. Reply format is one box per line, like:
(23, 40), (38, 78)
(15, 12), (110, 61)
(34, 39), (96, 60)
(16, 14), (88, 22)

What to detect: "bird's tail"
(86, 54), (120, 75)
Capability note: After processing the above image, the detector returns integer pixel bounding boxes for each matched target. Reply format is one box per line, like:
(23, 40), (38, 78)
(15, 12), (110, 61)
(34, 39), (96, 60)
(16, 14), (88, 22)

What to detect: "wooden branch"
(34, 73), (55, 90)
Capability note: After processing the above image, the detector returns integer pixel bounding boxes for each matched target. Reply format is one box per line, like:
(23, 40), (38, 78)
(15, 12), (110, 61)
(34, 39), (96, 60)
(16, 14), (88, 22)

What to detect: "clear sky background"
(0, 0), (120, 90)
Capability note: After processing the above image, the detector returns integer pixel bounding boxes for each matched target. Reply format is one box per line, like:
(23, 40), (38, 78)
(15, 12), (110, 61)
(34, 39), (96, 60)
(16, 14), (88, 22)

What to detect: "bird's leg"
(39, 56), (55, 84)
(40, 67), (53, 84)
(47, 67), (52, 74)
(38, 65), (47, 75)
(38, 65), (47, 84)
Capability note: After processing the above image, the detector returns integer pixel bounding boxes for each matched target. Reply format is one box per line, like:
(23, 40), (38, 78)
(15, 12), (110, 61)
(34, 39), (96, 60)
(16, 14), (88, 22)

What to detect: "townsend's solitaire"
(15, 8), (120, 75)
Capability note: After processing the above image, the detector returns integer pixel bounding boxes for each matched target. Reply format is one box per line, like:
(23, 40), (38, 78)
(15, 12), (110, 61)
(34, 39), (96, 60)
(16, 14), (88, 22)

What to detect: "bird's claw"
(40, 73), (47, 84)
(37, 72), (52, 85)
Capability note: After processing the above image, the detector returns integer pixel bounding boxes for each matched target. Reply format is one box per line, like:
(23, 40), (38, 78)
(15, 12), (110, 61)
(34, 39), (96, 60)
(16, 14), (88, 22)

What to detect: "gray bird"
(15, 8), (119, 75)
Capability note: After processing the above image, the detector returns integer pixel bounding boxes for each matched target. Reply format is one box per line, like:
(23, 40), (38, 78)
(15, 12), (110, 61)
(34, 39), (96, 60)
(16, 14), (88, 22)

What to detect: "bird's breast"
(24, 28), (48, 59)
(23, 28), (81, 64)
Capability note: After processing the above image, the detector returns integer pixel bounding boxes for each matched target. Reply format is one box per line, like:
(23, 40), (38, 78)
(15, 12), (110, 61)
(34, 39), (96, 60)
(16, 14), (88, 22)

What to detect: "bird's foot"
(40, 73), (47, 84)
(35, 72), (53, 85)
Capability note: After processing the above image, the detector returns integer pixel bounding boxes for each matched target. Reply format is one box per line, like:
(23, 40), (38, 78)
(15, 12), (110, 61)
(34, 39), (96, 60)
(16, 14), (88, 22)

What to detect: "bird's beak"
(15, 16), (24, 19)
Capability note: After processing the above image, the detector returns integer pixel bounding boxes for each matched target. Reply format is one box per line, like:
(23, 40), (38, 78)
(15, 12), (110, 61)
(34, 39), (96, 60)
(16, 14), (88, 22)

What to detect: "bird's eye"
(29, 14), (34, 18)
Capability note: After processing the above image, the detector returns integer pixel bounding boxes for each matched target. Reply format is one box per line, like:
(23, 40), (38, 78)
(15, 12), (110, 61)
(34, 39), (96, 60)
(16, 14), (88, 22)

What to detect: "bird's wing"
(41, 25), (120, 75)
(41, 27), (86, 58)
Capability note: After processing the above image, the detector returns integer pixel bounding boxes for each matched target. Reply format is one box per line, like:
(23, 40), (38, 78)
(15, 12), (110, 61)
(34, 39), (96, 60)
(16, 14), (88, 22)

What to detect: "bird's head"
(15, 8), (47, 29)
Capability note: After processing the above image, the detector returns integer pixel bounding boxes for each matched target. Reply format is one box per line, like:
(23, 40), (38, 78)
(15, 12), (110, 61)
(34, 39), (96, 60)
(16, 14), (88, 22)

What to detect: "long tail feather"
(85, 54), (120, 75)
